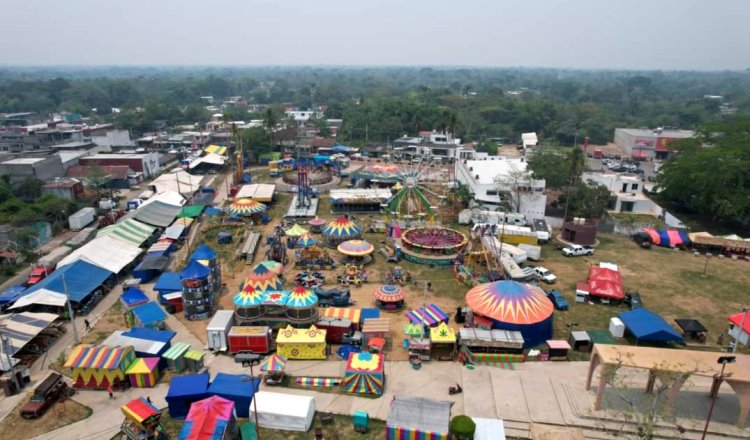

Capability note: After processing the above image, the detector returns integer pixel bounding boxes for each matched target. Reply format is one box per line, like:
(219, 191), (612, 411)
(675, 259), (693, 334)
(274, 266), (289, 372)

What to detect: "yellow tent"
(204, 145), (228, 155)
(276, 325), (327, 360)
(430, 322), (456, 343)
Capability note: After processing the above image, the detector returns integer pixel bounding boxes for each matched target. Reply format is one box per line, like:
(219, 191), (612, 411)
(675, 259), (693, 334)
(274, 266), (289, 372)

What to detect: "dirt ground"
(0, 397), (92, 440)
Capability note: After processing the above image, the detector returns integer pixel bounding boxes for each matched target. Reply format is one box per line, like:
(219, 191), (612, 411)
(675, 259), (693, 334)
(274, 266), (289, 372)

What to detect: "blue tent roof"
(331, 145), (350, 152)
(619, 308), (684, 343)
(154, 272), (182, 293)
(166, 374), (211, 419)
(207, 373), (260, 418)
(0, 285), (27, 305)
(180, 260), (210, 280)
(120, 287), (149, 307)
(25, 260), (112, 302)
(132, 302), (167, 326)
(123, 327), (176, 343)
(190, 243), (217, 261)
(205, 207), (223, 216)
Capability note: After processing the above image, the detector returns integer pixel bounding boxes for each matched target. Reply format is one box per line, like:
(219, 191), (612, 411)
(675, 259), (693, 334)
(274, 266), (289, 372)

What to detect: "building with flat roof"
(42, 178), (85, 200)
(79, 152), (160, 178)
(614, 128), (694, 160)
(582, 172), (659, 215)
(456, 156), (546, 221)
(0, 155), (65, 183)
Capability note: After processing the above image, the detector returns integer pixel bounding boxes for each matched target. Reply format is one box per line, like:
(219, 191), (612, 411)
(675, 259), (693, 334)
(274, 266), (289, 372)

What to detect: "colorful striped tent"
(97, 219), (156, 246)
(244, 264), (283, 292)
(229, 198), (267, 216)
(126, 357), (161, 388)
(386, 396), (451, 440)
(122, 397), (162, 427)
(320, 307), (361, 329)
(342, 352), (384, 395)
(285, 286), (319, 309)
(64, 344), (136, 389)
(179, 395), (236, 440)
(403, 322), (424, 337)
(337, 240), (375, 257)
(295, 377), (341, 387)
(162, 341), (191, 372)
(260, 353), (288, 373)
(204, 145), (228, 155)
(296, 233), (317, 248)
(405, 304), (449, 327)
(285, 224), (308, 237)
(642, 228), (691, 248)
(323, 216), (363, 247)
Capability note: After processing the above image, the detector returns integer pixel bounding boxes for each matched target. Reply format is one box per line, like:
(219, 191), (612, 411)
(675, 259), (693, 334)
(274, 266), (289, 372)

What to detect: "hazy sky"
(2, 0), (749, 70)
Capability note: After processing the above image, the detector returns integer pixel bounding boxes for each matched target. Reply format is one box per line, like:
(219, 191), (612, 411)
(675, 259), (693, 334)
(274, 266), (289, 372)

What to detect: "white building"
(582, 172), (659, 215)
(521, 132), (538, 149)
(285, 110), (323, 127)
(456, 156), (546, 222)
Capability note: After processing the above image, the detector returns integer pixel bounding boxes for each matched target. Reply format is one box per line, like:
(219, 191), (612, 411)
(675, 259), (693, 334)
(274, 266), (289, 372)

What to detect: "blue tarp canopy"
(133, 254), (171, 282)
(0, 285), (27, 306)
(25, 260), (112, 303)
(154, 272), (182, 294)
(206, 373), (260, 418)
(619, 308), (684, 344)
(120, 287), (149, 308)
(331, 145), (350, 153)
(190, 244), (217, 261)
(180, 260), (210, 280)
(132, 302), (167, 328)
(166, 374), (211, 419)
(123, 327), (176, 344)
(205, 207), (223, 216)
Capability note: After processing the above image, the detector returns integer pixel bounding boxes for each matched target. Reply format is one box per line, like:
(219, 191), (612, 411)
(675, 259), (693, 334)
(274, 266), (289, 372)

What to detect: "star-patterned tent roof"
(233, 285), (265, 307)
(296, 233), (317, 248)
(228, 198), (267, 216)
(374, 284), (405, 302)
(465, 280), (553, 325)
(257, 260), (284, 276)
(243, 264), (283, 292)
(323, 216), (362, 238)
(285, 286), (319, 309)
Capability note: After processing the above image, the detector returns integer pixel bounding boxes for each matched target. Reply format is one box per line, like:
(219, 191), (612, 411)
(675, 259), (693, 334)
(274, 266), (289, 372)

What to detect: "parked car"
(19, 372), (69, 419)
(532, 266), (557, 284)
(546, 290), (569, 311)
(624, 292), (643, 309)
(26, 265), (55, 287)
(342, 331), (363, 346)
(561, 245), (594, 257)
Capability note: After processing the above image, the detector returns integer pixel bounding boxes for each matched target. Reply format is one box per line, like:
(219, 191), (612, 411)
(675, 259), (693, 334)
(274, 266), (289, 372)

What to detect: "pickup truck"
(532, 266), (557, 284)
(546, 290), (569, 311)
(19, 372), (68, 419)
(26, 265), (55, 287)
(561, 245), (594, 257)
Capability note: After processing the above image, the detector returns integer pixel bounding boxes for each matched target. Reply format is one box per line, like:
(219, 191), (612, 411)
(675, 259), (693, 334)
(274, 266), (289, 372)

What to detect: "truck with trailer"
(206, 310), (234, 352)
(227, 326), (275, 354)
(68, 207), (96, 231)
(316, 317), (353, 344)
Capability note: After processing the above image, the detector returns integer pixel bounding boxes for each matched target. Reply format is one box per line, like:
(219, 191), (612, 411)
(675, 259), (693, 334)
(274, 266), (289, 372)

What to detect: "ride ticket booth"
(408, 338), (431, 361)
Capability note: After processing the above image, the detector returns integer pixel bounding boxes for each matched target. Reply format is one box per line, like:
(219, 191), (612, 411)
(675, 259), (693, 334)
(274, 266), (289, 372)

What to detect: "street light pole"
(61, 272), (80, 344)
(701, 356), (736, 439)
(732, 308), (748, 353)
(236, 353), (261, 439)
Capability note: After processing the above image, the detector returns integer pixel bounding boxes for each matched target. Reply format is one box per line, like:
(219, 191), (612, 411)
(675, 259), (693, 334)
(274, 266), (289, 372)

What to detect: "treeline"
(1, 67), (749, 143)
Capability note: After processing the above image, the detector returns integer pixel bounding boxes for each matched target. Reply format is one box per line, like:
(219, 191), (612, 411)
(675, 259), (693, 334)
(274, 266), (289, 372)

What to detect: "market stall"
(64, 344), (135, 390)
(162, 341), (191, 372)
(178, 395), (237, 440)
(320, 307), (362, 330)
(250, 391), (315, 432)
(166, 374), (210, 419)
(121, 397), (163, 440)
(276, 325), (327, 360)
(342, 351), (385, 395)
(429, 322), (456, 361)
(126, 357), (161, 388)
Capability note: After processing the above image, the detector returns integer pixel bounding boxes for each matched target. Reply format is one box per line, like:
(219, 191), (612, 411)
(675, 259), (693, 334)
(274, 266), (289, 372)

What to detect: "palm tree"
(263, 108), (278, 146)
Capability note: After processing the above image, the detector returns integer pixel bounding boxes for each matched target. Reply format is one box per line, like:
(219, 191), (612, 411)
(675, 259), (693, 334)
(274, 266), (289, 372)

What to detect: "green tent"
(240, 422), (258, 440)
(178, 205), (205, 219)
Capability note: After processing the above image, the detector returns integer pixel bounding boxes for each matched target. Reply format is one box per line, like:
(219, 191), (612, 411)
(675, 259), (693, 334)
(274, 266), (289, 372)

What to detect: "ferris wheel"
(383, 160), (454, 221)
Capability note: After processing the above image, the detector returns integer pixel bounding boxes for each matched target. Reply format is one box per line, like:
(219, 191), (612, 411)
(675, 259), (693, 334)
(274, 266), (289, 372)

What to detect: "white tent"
(9, 289), (67, 309)
(472, 417), (506, 440)
(250, 391), (315, 432)
(57, 235), (142, 274)
(150, 171), (201, 196)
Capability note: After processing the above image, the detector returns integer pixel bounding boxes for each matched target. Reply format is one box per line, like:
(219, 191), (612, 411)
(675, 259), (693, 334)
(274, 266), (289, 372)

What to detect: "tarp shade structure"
(122, 397), (161, 426)
(101, 331), (169, 360)
(20, 259), (113, 304)
(148, 241), (174, 256)
(8, 290), (67, 310)
(260, 353), (287, 373)
(120, 288), (149, 309)
(57, 236), (141, 274)
(207, 373), (260, 418)
(465, 281), (554, 348)
(178, 205), (205, 219)
(619, 308), (684, 344)
(204, 145), (228, 155)
(342, 352), (385, 395)
(64, 344), (136, 389)
(133, 255), (171, 282)
(250, 391), (315, 432)
(189, 153), (226, 170)
(642, 228), (690, 248)
(190, 244), (218, 262)
(586, 266), (624, 301)
(162, 224), (186, 240)
(166, 374), (211, 419)
(473, 418), (507, 440)
(127, 357), (161, 387)
(180, 260), (211, 280)
(172, 217), (195, 229)
(132, 302), (167, 329)
(405, 304), (449, 327)
(674, 318), (708, 334)
(729, 311), (750, 334)
(96, 219), (156, 246)
(235, 183), (275, 202)
(150, 172), (201, 196)
(155, 273), (182, 298)
(0, 285), (27, 306)
(284, 224), (308, 237)
(386, 396), (452, 440)
(321, 307), (361, 326)
(179, 395), (235, 440)
(0, 312), (58, 356)
(135, 200), (183, 227)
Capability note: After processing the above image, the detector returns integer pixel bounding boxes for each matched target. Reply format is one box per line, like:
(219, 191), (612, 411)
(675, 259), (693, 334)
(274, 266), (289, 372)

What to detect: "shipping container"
(315, 317), (353, 344)
(68, 207), (96, 231)
(227, 326), (274, 354)
(206, 310), (234, 352)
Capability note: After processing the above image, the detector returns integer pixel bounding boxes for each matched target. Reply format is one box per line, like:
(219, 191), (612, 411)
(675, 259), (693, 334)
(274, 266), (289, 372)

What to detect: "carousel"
(228, 198), (267, 217)
(400, 226), (468, 266)
(337, 239), (375, 265)
(294, 244), (337, 270)
(374, 284), (406, 311)
(336, 264), (369, 287)
(308, 217), (327, 233)
(384, 265), (412, 285)
(322, 216), (363, 248)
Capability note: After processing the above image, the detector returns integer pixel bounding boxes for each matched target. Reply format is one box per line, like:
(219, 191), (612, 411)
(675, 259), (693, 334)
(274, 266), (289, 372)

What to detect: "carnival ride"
(294, 271), (325, 288)
(337, 239), (375, 265)
(382, 163), (455, 221)
(313, 286), (353, 307)
(453, 229), (503, 287)
(322, 216), (363, 248)
(227, 198), (267, 217)
(399, 226), (469, 265)
(294, 244), (336, 270)
(384, 265), (412, 285)
(336, 264), (369, 287)
(266, 227), (289, 264)
(308, 217), (327, 233)
(374, 284), (406, 311)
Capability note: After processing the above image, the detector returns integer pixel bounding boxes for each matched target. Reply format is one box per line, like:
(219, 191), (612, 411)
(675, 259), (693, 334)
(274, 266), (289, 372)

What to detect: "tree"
(262, 108), (279, 146)
(14, 177), (43, 201)
(560, 182), (611, 219)
(84, 163), (112, 200)
(308, 114), (331, 138)
(493, 164), (530, 213)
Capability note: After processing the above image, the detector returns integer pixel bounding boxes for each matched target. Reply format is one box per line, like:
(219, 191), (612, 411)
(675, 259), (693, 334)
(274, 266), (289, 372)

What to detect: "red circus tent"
(581, 266), (624, 300)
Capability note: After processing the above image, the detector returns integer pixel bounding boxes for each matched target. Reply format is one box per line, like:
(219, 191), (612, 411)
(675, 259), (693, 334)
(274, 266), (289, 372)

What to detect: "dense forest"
(1, 67), (749, 145)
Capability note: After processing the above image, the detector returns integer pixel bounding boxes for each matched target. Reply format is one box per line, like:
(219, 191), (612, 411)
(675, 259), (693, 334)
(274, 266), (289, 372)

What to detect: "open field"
(0, 397), (92, 440)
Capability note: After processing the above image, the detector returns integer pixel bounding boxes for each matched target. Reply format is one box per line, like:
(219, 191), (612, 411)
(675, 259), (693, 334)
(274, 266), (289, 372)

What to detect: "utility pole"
(701, 356), (736, 439)
(61, 272), (80, 344)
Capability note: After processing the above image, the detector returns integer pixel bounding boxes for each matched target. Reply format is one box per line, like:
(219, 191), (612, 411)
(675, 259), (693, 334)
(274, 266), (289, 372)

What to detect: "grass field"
(0, 397), (92, 440)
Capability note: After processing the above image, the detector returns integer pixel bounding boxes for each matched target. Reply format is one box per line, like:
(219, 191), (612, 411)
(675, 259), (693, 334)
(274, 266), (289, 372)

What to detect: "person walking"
(84, 319), (91, 331)
(107, 385), (114, 400)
